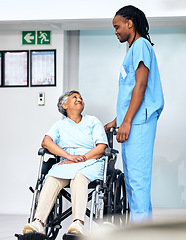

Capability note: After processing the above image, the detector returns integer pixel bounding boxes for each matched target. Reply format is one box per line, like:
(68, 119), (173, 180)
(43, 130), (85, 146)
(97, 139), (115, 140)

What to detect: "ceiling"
(0, 16), (186, 32)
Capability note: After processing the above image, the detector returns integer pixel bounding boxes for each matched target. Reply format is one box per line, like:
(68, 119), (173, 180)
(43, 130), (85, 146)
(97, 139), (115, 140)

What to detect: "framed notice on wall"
(0, 52), (2, 86)
(30, 49), (56, 87)
(3, 51), (29, 87)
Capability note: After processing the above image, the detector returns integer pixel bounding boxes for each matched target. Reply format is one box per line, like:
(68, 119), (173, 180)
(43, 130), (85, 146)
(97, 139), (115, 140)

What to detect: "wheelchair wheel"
(106, 169), (122, 221)
(113, 172), (127, 225)
(45, 194), (63, 240)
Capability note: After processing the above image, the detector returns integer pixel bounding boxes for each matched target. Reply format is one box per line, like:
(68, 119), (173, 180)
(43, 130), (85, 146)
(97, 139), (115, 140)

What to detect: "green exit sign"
(22, 31), (36, 45)
(22, 31), (51, 45)
(37, 31), (51, 45)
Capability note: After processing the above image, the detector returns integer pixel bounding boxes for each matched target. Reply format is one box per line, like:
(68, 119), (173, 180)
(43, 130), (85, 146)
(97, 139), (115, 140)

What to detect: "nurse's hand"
(104, 118), (117, 133)
(116, 121), (131, 143)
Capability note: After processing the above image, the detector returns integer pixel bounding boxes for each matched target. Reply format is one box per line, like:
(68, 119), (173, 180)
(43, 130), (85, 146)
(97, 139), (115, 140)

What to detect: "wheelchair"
(26, 128), (129, 240)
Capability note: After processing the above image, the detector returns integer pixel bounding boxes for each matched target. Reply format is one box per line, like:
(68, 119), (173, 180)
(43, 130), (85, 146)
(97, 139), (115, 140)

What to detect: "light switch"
(38, 92), (45, 106)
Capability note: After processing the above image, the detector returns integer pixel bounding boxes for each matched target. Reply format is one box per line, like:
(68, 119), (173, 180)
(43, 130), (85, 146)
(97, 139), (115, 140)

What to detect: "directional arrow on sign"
(22, 31), (36, 45)
(24, 33), (34, 43)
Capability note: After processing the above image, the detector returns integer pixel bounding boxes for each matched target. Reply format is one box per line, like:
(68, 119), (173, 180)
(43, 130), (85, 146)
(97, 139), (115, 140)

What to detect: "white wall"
(151, 28), (186, 208)
(0, 0), (185, 21)
(0, 29), (64, 214)
(79, 28), (186, 208)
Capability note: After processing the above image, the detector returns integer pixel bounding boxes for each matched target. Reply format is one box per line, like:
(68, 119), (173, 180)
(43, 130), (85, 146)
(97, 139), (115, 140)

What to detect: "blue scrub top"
(117, 37), (164, 126)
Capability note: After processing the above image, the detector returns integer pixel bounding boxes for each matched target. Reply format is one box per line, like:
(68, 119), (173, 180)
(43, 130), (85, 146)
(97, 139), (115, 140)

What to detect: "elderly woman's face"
(63, 93), (84, 114)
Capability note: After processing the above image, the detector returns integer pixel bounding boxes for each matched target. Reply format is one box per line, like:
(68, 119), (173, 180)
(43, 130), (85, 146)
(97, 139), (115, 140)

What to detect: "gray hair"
(57, 90), (81, 116)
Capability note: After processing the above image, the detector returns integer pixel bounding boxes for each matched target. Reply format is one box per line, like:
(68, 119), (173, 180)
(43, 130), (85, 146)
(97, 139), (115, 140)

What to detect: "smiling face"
(62, 93), (84, 115)
(112, 15), (134, 44)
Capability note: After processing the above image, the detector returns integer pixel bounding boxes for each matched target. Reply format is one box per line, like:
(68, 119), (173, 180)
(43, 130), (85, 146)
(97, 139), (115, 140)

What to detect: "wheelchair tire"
(113, 172), (127, 225)
(45, 194), (63, 240)
(106, 169), (122, 220)
(114, 173), (126, 214)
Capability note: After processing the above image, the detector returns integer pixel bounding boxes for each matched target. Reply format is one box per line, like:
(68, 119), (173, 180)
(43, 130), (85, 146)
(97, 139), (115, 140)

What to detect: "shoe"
(67, 220), (84, 234)
(23, 219), (45, 234)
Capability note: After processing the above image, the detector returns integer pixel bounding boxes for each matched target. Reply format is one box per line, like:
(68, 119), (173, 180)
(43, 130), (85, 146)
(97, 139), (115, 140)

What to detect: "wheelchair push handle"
(106, 127), (118, 149)
(110, 127), (118, 135)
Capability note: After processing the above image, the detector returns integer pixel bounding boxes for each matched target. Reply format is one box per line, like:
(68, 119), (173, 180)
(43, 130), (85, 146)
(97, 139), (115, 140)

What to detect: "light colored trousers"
(35, 172), (90, 223)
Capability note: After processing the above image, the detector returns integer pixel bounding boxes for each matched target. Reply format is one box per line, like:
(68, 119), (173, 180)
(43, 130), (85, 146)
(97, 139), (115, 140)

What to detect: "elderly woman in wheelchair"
(23, 90), (108, 235)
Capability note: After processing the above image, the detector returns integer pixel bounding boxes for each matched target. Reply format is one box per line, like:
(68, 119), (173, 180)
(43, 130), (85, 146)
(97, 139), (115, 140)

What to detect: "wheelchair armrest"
(38, 148), (54, 156)
(105, 147), (119, 156)
(39, 147), (118, 157)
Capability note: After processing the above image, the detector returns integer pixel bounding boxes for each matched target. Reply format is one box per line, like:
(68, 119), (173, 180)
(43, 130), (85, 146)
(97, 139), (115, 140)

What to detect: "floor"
(0, 214), (70, 240)
(1, 209), (186, 240)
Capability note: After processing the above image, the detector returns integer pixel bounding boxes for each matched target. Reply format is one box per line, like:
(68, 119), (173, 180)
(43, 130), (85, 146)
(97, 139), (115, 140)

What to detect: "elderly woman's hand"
(58, 154), (87, 165)
(58, 160), (73, 165)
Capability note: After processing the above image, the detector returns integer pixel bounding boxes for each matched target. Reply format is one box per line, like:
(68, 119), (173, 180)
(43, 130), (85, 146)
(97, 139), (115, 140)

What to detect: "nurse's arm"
(117, 61), (149, 143)
(42, 135), (85, 162)
(84, 143), (107, 160)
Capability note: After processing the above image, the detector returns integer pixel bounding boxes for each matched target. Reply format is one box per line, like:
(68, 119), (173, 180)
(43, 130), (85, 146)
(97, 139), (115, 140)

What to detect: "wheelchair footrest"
(15, 233), (49, 240)
(63, 233), (84, 240)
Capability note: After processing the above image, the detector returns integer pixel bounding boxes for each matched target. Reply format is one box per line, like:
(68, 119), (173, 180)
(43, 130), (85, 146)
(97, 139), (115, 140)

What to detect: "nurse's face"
(63, 93), (84, 114)
(112, 15), (132, 43)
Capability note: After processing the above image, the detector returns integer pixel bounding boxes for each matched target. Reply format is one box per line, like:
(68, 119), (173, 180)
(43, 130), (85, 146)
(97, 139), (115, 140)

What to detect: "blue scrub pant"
(121, 115), (157, 223)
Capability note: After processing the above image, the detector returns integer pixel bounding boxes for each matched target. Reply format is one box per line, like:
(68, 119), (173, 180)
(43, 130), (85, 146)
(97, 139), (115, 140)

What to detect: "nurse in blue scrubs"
(105, 5), (164, 222)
